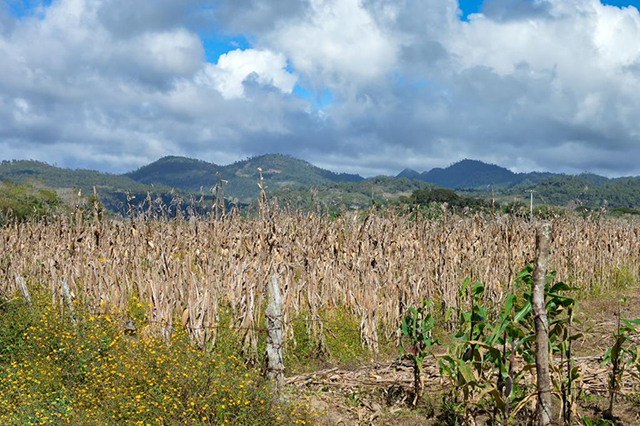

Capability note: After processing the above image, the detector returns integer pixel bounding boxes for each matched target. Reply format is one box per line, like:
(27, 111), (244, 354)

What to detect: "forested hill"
(0, 155), (367, 209)
(125, 154), (364, 202)
(515, 175), (640, 209)
(396, 159), (559, 189)
(0, 160), (171, 212)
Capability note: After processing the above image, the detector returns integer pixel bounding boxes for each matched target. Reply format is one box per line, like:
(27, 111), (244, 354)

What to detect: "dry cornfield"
(1, 209), (639, 357)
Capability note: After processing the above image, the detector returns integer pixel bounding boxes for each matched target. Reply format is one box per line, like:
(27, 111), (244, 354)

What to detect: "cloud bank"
(1, 0), (640, 177)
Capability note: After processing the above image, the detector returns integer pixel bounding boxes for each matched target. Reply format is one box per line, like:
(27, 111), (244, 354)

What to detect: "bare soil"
(286, 287), (640, 425)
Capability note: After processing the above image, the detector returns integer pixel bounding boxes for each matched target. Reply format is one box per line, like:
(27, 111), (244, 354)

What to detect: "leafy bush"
(603, 299), (640, 418)
(402, 267), (581, 424)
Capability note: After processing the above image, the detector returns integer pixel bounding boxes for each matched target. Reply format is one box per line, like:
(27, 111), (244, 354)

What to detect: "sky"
(2, 0), (640, 177)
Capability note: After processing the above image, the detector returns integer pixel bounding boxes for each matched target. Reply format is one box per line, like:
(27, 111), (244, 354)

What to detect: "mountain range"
(1, 155), (639, 212)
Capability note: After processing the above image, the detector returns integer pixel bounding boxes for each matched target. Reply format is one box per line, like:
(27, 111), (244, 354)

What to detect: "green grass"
(285, 306), (386, 372)
(582, 266), (639, 298)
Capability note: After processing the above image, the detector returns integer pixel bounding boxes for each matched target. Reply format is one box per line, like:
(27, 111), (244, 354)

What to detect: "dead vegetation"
(1, 208), (638, 357)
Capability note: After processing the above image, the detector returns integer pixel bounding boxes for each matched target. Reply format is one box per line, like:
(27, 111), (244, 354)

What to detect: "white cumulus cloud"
(201, 49), (297, 99)
(264, 0), (397, 90)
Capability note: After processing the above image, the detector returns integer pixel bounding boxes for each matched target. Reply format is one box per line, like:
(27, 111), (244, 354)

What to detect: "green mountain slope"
(422, 159), (518, 188)
(0, 181), (61, 223)
(125, 156), (222, 191)
(2, 156), (639, 214)
(0, 160), (173, 213)
(529, 176), (640, 209)
(399, 159), (560, 189)
(126, 154), (364, 203)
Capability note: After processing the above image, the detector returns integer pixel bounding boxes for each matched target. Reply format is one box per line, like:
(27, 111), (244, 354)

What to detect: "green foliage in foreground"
(400, 299), (438, 406)
(0, 182), (60, 224)
(400, 266), (640, 425)
(0, 295), (312, 425)
(603, 299), (640, 419)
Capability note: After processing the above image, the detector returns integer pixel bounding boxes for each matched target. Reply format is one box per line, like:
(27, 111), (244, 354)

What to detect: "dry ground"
(286, 287), (640, 425)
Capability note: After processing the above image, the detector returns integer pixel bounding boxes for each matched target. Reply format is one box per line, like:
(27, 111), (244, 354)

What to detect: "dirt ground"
(285, 287), (640, 425)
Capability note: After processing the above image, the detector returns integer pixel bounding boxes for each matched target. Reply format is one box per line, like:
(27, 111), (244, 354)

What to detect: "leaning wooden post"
(15, 274), (32, 308)
(533, 222), (553, 425)
(265, 273), (284, 391)
(60, 277), (77, 325)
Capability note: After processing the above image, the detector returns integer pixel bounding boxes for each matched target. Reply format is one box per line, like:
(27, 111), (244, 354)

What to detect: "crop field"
(2, 210), (639, 348)
(2, 208), (640, 425)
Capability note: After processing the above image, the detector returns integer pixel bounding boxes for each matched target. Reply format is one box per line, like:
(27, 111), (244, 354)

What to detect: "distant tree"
(411, 188), (460, 205)
(503, 201), (527, 216)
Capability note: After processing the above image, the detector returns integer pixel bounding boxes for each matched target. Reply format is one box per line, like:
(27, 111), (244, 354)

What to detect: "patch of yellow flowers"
(0, 298), (315, 425)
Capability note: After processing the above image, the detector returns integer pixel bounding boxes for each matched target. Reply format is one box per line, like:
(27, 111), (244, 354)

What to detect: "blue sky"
(201, 33), (250, 63)
(6, 0), (52, 17)
(458, 0), (482, 19)
(601, 0), (640, 7)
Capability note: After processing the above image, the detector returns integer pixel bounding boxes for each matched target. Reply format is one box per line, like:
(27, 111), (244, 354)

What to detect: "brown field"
(2, 210), (638, 355)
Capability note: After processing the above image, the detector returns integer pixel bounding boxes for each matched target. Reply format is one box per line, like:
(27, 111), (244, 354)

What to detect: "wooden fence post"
(533, 223), (553, 425)
(60, 277), (77, 324)
(15, 274), (31, 308)
(265, 273), (284, 391)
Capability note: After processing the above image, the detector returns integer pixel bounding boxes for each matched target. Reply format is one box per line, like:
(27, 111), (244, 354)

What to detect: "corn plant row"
(1, 208), (639, 356)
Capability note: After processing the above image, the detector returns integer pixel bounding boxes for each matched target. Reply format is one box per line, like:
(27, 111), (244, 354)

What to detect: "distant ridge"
(396, 159), (559, 189)
(1, 155), (639, 211)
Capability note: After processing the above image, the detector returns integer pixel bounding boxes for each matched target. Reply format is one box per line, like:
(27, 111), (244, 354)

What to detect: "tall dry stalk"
(1, 208), (639, 355)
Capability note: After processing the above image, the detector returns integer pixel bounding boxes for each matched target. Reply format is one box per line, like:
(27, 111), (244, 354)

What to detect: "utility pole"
(526, 190), (536, 221)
